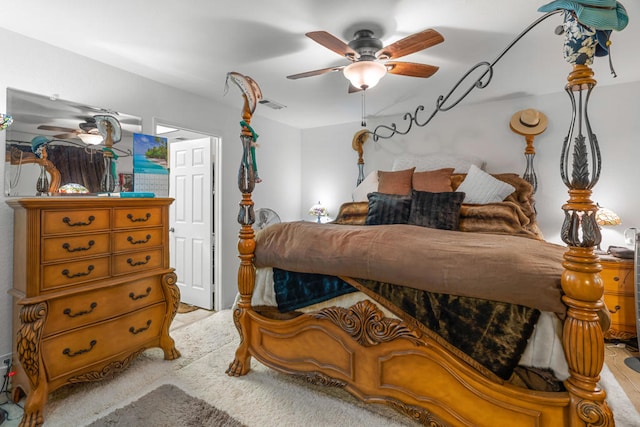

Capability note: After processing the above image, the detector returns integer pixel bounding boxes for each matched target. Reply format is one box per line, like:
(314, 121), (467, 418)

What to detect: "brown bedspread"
(254, 221), (567, 314)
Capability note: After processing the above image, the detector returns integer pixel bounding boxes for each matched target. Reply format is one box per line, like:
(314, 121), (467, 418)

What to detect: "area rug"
(38, 309), (640, 427)
(87, 384), (245, 427)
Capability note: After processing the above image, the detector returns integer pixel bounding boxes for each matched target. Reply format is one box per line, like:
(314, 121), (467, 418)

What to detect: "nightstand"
(600, 255), (636, 341)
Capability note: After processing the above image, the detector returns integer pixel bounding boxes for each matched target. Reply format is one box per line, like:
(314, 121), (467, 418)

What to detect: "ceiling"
(1, 1), (638, 130)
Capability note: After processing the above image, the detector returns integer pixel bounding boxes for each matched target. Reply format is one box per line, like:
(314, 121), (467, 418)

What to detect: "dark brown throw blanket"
(350, 278), (540, 381)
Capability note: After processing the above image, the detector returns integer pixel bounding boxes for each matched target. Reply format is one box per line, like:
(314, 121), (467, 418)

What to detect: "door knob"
(169, 227), (175, 232)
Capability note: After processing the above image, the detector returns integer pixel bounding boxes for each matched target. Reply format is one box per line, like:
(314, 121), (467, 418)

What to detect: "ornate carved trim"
(294, 371), (347, 388)
(576, 398), (613, 427)
(387, 399), (449, 427)
(314, 300), (422, 347)
(17, 302), (48, 387)
(604, 329), (636, 342)
(162, 271), (180, 322)
(68, 349), (145, 383)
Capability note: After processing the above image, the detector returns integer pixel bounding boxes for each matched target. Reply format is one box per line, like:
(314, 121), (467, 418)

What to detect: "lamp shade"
(343, 61), (387, 90)
(308, 201), (328, 223)
(0, 113), (13, 131)
(77, 133), (104, 145)
(308, 202), (328, 218)
(596, 206), (621, 226)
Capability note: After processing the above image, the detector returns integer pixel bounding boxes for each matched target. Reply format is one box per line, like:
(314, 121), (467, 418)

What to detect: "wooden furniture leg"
(160, 271), (182, 360)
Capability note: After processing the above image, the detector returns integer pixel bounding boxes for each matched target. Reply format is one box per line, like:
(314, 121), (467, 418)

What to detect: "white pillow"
(392, 153), (486, 173)
(352, 170), (378, 202)
(456, 165), (516, 204)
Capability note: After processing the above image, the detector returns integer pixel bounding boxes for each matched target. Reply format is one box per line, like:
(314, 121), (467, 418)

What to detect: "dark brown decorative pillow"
(377, 168), (415, 195)
(365, 192), (412, 225)
(408, 190), (465, 230)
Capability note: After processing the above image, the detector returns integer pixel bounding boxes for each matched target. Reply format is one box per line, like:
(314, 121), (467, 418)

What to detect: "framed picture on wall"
(133, 133), (169, 196)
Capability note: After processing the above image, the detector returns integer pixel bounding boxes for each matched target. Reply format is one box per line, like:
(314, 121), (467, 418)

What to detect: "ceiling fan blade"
(37, 124), (78, 133)
(54, 133), (78, 140)
(377, 29), (444, 60)
(287, 66), (345, 80)
(386, 61), (439, 78)
(306, 31), (358, 59)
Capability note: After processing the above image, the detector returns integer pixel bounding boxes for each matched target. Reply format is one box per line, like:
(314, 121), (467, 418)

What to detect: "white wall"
(0, 28), (301, 357)
(301, 79), (640, 249)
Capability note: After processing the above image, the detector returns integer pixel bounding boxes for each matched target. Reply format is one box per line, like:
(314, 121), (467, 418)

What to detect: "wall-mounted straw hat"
(510, 109), (548, 136)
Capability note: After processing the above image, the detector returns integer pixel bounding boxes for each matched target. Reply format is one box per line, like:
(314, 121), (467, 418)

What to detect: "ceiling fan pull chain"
(361, 91), (366, 127)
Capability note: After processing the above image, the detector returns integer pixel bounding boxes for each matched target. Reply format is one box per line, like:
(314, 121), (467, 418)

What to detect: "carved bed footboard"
(232, 300), (571, 426)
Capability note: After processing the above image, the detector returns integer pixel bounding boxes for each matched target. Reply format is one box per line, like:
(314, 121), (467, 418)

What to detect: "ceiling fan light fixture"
(77, 133), (104, 145)
(343, 61), (387, 90)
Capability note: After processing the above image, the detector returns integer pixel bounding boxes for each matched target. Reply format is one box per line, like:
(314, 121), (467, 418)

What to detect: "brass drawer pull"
(63, 340), (97, 357)
(62, 265), (94, 278)
(62, 240), (95, 252)
(127, 255), (151, 267)
(63, 302), (98, 318)
(129, 320), (152, 335)
(608, 305), (621, 314)
(62, 215), (95, 227)
(129, 287), (152, 300)
(127, 234), (151, 245)
(127, 213), (151, 223)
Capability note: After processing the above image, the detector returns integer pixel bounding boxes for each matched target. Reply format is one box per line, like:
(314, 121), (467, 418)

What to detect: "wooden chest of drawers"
(600, 255), (636, 341)
(7, 197), (181, 427)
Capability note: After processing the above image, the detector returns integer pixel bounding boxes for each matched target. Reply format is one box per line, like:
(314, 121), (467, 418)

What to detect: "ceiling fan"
(287, 27), (444, 92)
(37, 117), (103, 144)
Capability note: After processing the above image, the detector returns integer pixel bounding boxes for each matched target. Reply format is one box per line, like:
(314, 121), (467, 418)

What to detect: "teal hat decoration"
(538, 0), (629, 31)
(31, 135), (50, 152)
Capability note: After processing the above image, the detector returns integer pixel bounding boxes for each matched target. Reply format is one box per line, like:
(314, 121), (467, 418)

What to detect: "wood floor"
(605, 342), (640, 413)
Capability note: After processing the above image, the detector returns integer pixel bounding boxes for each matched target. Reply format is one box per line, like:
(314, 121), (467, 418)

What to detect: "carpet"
(38, 310), (640, 427)
(87, 384), (245, 427)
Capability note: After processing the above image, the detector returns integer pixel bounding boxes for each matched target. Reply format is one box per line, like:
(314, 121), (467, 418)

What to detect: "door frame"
(153, 118), (222, 311)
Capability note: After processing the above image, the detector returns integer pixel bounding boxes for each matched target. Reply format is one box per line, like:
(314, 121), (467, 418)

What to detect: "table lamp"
(308, 201), (328, 223)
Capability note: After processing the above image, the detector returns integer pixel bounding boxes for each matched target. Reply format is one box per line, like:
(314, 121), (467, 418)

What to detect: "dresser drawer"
(44, 275), (165, 336)
(42, 303), (166, 381)
(604, 293), (637, 332)
(113, 248), (164, 275)
(112, 227), (163, 253)
(113, 207), (163, 229)
(41, 256), (111, 291)
(42, 209), (110, 235)
(42, 233), (111, 263)
(601, 266), (634, 296)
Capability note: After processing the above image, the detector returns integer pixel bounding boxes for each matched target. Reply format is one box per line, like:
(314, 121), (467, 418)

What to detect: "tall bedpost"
(559, 64), (613, 426)
(226, 72), (262, 377)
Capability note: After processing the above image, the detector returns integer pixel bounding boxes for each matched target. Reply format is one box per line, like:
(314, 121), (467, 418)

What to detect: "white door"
(169, 137), (213, 309)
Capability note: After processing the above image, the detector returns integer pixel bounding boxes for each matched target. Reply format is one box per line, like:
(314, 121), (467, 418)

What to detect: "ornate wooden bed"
(225, 57), (614, 426)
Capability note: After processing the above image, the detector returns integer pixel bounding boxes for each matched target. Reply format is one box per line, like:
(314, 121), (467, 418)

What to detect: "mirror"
(4, 88), (142, 196)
